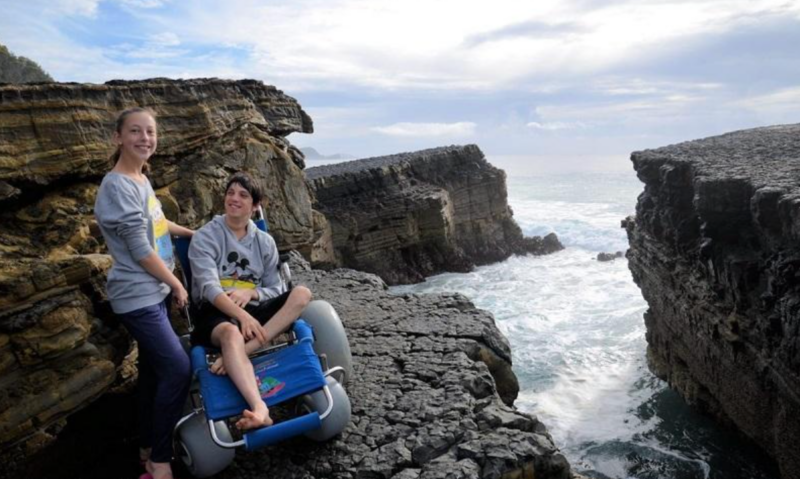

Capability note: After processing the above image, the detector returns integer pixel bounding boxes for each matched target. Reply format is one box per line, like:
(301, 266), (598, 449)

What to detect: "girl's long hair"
(110, 107), (157, 175)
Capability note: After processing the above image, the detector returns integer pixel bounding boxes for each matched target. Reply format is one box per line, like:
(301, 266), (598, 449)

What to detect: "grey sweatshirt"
(94, 172), (175, 314)
(188, 215), (281, 306)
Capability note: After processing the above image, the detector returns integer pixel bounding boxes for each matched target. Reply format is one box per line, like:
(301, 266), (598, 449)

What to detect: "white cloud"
(150, 32), (181, 46)
(371, 122), (477, 137)
(735, 86), (800, 110)
(118, 0), (169, 8)
(161, 0), (800, 91)
(527, 121), (587, 131)
(53, 0), (101, 16)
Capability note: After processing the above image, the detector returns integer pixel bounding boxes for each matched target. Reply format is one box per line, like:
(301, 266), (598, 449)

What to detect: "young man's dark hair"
(225, 172), (263, 206)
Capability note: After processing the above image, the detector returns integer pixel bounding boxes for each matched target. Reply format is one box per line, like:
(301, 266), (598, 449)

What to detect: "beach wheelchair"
(171, 208), (353, 478)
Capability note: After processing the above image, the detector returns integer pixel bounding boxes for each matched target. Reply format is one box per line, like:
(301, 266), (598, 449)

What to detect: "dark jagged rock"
(625, 124), (800, 478)
(596, 251), (624, 262)
(306, 145), (564, 285)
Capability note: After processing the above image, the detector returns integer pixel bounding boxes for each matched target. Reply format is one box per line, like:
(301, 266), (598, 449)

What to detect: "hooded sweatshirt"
(188, 215), (282, 305)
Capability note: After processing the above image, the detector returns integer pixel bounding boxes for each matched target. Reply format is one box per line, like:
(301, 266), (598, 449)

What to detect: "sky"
(2, 0), (800, 172)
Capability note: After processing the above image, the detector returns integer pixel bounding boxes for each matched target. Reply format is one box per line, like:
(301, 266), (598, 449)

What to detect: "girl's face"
(225, 182), (258, 221)
(114, 112), (157, 163)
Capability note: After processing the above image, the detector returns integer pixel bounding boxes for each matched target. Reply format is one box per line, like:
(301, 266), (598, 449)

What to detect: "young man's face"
(224, 182), (257, 220)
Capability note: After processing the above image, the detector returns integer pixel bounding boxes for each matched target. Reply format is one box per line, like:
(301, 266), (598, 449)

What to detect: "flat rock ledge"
(219, 256), (573, 479)
(626, 124), (800, 478)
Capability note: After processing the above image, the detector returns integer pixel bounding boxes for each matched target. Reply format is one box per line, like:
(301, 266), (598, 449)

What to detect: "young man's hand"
(227, 288), (257, 308)
(238, 313), (267, 344)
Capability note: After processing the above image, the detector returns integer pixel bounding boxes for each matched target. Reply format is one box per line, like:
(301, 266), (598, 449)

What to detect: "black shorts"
(190, 290), (291, 347)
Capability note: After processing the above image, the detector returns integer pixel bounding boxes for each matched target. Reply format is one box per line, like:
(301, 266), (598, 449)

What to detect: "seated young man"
(188, 171), (312, 430)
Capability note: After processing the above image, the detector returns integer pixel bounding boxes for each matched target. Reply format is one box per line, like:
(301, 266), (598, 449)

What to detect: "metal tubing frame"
(324, 366), (347, 385)
(209, 419), (245, 449)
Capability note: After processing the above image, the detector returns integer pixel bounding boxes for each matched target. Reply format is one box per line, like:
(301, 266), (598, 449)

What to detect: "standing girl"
(94, 107), (193, 479)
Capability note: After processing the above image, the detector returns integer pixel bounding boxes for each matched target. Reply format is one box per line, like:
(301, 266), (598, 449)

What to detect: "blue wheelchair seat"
(190, 321), (326, 421)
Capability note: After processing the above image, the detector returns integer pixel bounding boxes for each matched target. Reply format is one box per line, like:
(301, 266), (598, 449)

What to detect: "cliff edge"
(306, 146), (563, 285)
(625, 124), (800, 478)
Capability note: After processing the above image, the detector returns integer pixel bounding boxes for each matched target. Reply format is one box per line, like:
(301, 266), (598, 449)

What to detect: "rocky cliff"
(19, 257), (575, 479)
(0, 78), (323, 459)
(0, 79), (574, 478)
(625, 124), (800, 478)
(306, 146), (563, 284)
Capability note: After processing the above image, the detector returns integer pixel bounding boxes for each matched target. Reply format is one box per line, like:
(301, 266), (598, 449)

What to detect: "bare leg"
(260, 286), (312, 344)
(209, 287), (313, 374)
(210, 322), (273, 430)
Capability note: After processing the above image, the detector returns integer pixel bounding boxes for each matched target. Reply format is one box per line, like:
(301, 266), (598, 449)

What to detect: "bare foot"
(209, 356), (226, 375)
(235, 403), (273, 431)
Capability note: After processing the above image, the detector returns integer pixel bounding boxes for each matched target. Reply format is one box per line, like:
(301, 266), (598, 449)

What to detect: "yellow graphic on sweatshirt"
(148, 195), (173, 266)
(220, 278), (257, 289)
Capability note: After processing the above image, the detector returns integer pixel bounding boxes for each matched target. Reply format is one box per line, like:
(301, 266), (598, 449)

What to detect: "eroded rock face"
(625, 124), (800, 478)
(0, 78), (317, 458)
(306, 145), (563, 284)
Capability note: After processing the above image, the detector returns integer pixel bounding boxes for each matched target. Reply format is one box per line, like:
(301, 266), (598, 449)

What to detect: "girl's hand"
(172, 283), (189, 308)
(226, 289), (256, 308)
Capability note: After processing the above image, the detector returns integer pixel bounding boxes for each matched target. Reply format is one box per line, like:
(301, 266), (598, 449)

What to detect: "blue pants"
(118, 300), (190, 463)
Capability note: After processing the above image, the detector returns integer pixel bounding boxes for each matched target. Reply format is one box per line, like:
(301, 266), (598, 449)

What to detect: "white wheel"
(300, 300), (353, 385)
(299, 376), (351, 442)
(176, 412), (235, 478)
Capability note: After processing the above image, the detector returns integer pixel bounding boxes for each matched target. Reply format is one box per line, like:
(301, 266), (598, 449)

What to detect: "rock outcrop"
(625, 124), (800, 478)
(306, 146), (563, 284)
(0, 79), (574, 478)
(0, 78), (322, 459)
(15, 256), (574, 479)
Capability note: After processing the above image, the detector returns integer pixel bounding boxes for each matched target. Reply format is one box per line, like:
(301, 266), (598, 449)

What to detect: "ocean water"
(391, 160), (779, 479)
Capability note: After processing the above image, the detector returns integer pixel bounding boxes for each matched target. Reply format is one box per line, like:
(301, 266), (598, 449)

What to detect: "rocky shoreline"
(8, 256), (577, 479)
(0, 78), (575, 478)
(626, 124), (800, 479)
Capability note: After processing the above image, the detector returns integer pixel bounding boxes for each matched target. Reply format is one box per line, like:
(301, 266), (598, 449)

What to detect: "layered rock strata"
(0, 78), (322, 458)
(306, 146), (563, 284)
(625, 124), (800, 478)
(20, 256), (575, 479)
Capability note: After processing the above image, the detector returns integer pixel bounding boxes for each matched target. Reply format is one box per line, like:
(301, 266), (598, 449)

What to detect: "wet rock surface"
(306, 145), (563, 285)
(625, 124), (800, 478)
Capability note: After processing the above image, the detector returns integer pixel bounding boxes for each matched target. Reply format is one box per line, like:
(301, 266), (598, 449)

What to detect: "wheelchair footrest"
(244, 412), (322, 451)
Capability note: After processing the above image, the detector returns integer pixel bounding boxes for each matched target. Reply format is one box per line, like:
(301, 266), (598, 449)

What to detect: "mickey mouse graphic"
(221, 251), (258, 284)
